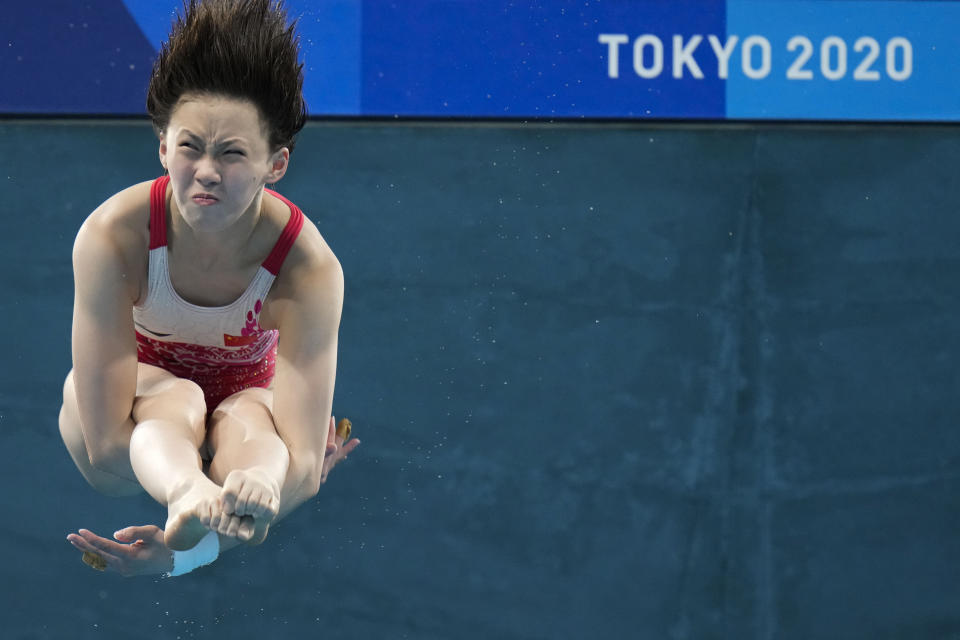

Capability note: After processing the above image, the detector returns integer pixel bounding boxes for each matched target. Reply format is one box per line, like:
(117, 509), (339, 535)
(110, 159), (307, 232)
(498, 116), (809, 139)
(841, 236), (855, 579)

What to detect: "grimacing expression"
(160, 93), (288, 233)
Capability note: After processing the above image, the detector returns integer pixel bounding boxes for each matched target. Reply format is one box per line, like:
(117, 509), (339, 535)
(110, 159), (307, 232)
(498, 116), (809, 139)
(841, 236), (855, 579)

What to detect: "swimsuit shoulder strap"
(261, 189), (305, 276)
(149, 175), (170, 249)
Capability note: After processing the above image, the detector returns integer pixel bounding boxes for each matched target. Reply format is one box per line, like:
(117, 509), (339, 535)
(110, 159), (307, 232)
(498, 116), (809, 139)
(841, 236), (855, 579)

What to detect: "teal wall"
(1, 120), (958, 638)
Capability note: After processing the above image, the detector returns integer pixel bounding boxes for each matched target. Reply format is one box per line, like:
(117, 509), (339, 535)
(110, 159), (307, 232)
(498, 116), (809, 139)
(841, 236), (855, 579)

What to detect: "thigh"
(131, 363), (208, 447)
(59, 363), (207, 495)
(207, 387), (277, 446)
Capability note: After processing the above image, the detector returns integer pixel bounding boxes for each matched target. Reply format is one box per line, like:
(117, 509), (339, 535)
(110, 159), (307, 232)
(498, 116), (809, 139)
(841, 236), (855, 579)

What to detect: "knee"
(207, 388), (278, 457)
(160, 377), (207, 412)
(61, 370), (76, 406)
(211, 387), (273, 422)
(133, 376), (207, 428)
(58, 371), (82, 450)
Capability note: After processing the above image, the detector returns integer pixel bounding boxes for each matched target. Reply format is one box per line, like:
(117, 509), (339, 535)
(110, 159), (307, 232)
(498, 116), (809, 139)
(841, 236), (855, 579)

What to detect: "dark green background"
(1, 120), (958, 639)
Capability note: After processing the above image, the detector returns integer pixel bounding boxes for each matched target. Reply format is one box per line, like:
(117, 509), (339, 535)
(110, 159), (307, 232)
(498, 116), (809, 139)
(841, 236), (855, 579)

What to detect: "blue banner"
(725, 1), (960, 120)
(1, 0), (957, 121)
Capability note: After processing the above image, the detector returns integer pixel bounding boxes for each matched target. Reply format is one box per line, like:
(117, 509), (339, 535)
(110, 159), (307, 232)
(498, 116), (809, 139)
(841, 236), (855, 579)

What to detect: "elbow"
(87, 440), (124, 474)
(290, 451), (323, 498)
(306, 459), (326, 497)
(305, 475), (323, 499)
(87, 447), (110, 472)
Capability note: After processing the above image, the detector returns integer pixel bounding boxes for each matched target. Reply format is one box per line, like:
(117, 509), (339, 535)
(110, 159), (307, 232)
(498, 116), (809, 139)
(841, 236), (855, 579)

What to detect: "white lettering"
(633, 35), (663, 79)
(886, 37), (912, 81)
(707, 35), (738, 79)
(599, 32), (914, 83)
(820, 36), (847, 80)
(598, 34), (629, 79)
(853, 37), (881, 81)
(786, 36), (814, 80)
(672, 35), (704, 79)
(742, 35), (771, 79)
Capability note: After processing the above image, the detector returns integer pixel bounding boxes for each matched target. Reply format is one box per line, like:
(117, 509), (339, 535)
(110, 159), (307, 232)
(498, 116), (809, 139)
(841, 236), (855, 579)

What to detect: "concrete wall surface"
(0, 120), (957, 639)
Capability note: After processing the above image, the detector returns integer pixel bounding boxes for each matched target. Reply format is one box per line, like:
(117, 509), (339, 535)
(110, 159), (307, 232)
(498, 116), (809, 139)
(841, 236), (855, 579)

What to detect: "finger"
(69, 532), (133, 575)
(77, 529), (129, 556)
(340, 438), (361, 457)
(68, 534), (123, 567)
(328, 439), (361, 467)
(113, 525), (156, 543)
(67, 533), (97, 553)
(326, 417), (338, 455)
(113, 527), (134, 542)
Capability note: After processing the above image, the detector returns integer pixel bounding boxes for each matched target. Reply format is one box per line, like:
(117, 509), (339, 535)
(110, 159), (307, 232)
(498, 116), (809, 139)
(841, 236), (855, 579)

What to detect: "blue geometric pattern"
(2, 1), (957, 120)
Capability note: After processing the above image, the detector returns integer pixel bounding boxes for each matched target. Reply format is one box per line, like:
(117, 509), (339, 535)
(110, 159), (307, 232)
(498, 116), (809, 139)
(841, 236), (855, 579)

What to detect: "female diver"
(62, 0), (358, 576)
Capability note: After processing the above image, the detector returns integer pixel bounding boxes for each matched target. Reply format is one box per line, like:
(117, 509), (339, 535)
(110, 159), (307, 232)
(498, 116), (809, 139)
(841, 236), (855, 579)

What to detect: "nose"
(194, 153), (221, 187)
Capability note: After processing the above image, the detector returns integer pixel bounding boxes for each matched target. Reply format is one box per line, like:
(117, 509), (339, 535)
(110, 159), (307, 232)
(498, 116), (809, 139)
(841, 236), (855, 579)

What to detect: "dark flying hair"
(146, 0), (307, 153)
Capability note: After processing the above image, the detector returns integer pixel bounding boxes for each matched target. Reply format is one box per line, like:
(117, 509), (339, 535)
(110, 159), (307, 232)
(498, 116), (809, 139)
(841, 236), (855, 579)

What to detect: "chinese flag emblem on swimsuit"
(224, 333), (259, 347)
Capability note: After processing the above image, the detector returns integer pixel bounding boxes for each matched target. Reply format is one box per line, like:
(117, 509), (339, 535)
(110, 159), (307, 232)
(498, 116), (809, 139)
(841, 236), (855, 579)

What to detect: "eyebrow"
(178, 130), (249, 147)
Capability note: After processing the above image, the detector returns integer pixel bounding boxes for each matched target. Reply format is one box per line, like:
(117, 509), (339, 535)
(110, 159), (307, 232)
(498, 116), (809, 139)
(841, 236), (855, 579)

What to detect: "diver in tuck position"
(61, 0), (359, 576)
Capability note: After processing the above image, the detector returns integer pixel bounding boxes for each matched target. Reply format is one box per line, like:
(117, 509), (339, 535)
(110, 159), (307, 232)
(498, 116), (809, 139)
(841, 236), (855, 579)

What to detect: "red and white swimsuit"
(133, 175), (304, 410)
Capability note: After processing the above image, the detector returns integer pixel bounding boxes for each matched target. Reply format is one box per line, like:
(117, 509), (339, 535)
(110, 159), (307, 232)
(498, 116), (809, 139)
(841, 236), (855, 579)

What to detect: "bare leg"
(60, 363), (204, 499)
(206, 388), (290, 545)
(125, 372), (232, 551)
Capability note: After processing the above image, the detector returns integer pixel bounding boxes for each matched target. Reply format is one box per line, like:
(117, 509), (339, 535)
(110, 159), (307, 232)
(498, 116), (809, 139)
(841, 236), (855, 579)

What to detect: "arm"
(269, 247), (344, 517)
(71, 204), (141, 481)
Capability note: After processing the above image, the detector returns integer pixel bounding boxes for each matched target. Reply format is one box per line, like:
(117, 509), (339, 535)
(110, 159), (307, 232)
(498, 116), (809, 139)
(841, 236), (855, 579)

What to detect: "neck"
(169, 190), (265, 265)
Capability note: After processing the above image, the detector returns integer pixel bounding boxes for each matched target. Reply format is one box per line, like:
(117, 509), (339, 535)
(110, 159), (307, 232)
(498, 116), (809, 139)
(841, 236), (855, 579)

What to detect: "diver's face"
(159, 93), (288, 233)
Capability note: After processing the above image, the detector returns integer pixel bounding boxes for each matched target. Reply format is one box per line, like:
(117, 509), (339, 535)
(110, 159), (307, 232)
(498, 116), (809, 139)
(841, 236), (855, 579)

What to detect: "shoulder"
(289, 217), (343, 292)
(262, 196), (343, 330)
(73, 180), (154, 300)
(75, 180), (153, 260)
(268, 193), (343, 297)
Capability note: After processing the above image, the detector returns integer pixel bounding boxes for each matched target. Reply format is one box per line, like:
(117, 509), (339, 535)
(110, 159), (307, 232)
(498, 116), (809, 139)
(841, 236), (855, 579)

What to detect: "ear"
(266, 147), (290, 184)
(158, 138), (168, 171)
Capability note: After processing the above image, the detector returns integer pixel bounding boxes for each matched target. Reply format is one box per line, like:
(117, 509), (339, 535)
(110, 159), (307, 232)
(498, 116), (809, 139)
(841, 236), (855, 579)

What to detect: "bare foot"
(205, 509), (257, 543)
(243, 518), (271, 547)
(163, 479), (223, 551)
(219, 468), (281, 521)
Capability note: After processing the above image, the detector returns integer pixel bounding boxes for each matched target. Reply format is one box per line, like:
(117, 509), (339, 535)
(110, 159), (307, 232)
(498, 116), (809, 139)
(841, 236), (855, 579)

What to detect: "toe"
(249, 489), (267, 518)
(220, 490), (237, 516)
(224, 515), (241, 538)
(238, 516), (255, 541)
